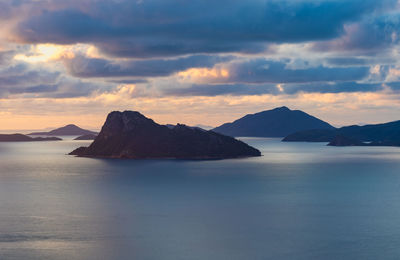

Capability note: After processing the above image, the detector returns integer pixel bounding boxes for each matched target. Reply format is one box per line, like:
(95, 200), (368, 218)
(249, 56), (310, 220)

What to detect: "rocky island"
(0, 134), (62, 142)
(70, 111), (261, 159)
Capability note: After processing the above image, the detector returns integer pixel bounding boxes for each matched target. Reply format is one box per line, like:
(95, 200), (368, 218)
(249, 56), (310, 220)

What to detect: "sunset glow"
(0, 0), (399, 130)
(14, 44), (76, 63)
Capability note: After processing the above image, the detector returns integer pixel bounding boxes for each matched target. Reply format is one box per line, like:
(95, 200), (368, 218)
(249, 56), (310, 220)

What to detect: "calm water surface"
(1, 137), (400, 259)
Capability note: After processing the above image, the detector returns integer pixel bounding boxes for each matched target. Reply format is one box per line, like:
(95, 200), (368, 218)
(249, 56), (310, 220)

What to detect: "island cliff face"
(70, 111), (261, 159)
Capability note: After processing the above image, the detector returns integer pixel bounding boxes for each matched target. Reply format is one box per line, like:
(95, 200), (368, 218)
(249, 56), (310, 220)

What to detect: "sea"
(1, 137), (400, 260)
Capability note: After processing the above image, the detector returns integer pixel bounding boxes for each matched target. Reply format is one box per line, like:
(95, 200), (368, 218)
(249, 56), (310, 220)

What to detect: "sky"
(1, 0), (400, 130)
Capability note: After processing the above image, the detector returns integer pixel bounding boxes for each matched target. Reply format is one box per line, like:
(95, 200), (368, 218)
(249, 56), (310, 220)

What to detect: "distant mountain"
(166, 124), (213, 131)
(74, 134), (97, 140)
(212, 106), (334, 137)
(0, 134), (61, 142)
(165, 124), (212, 131)
(194, 124), (214, 130)
(30, 124), (97, 136)
(283, 120), (400, 146)
(70, 111), (261, 159)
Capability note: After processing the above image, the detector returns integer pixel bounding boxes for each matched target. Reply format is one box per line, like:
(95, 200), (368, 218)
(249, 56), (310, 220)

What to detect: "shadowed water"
(1, 137), (400, 259)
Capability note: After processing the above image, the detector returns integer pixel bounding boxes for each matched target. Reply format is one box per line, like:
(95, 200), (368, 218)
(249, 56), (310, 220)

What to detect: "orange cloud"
(13, 43), (96, 63)
(178, 67), (229, 83)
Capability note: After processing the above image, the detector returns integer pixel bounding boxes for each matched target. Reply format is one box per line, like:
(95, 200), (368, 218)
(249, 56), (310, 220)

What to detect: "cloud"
(0, 63), (60, 88)
(40, 79), (105, 98)
(164, 81), (384, 97)
(312, 13), (400, 54)
(165, 84), (276, 97)
(14, 0), (397, 58)
(9, 78), (107, 99)
(107, 79), (148, 84)
(63, 54), (231, 78)
(386, 81), (400, 90)
(181, 59), (370, 84)
(325, 57), (369, 66)
(0, 61), (107, 98)
(230, 59), (370, 83)
(0, 2), (12, 20)
(282, 81), (383, 94)
(0, 51), (14, 65)
(8, 84), (58, 95)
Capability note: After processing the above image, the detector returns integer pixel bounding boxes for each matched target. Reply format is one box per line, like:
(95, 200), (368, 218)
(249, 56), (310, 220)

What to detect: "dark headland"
(74, 134), (97, 140)
(0, 134), (61, 142)
(30, 124), (97, 136)
(213, 106), (334, 137)
(70, 111), (261, 159)
(284, 120), (400, 147)
(327, 135), (365, 147)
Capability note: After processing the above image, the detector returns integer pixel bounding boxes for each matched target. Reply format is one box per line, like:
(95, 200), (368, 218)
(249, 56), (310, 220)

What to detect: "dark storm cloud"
(0, 64), (60, 87)
(0, 2), (12, 19)
(15, 0), (397, 58)
(164, 81), (384, 97)
(0, 51), (14, 65)
(313, 13), (400, 54)
(386, 82), (400, 91)
(107, 79), (148, 85)
(223, 59), (370, 84)
(64, 55), (231, 78)
(325, 57), (368, 66)
(0, 83), (57, 97)
(164, 84), (277, 97)
(40, 80), (103, 98)
(0, 63), (59, 97)
(0, 61), (102, 98)
(0, 77), (105, 98)
(282, 81), (383, 94)
(6, 84), (58, 95)
(2, 0), (399, 100)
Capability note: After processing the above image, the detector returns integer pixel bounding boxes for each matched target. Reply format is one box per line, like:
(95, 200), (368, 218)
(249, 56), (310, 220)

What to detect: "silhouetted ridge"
(283, 129), (336, 142)
(30, 124), (97, 136)
(284, 120), (400, 146)
(328, 135), (364, 146)
(213, 107), (334, 137)
(74, 134), (97, 140)
(0, 134), (61, 142)
(70, 111), (261, 159)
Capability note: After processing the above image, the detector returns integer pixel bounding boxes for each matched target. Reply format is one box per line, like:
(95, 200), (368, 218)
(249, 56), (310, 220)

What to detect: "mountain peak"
(61, 124), (82, 130)
(274, 106), (290, 111)
(102, 111), (158, 134)
(29, 124), (97, 136)
(213, 107), (334, 137)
